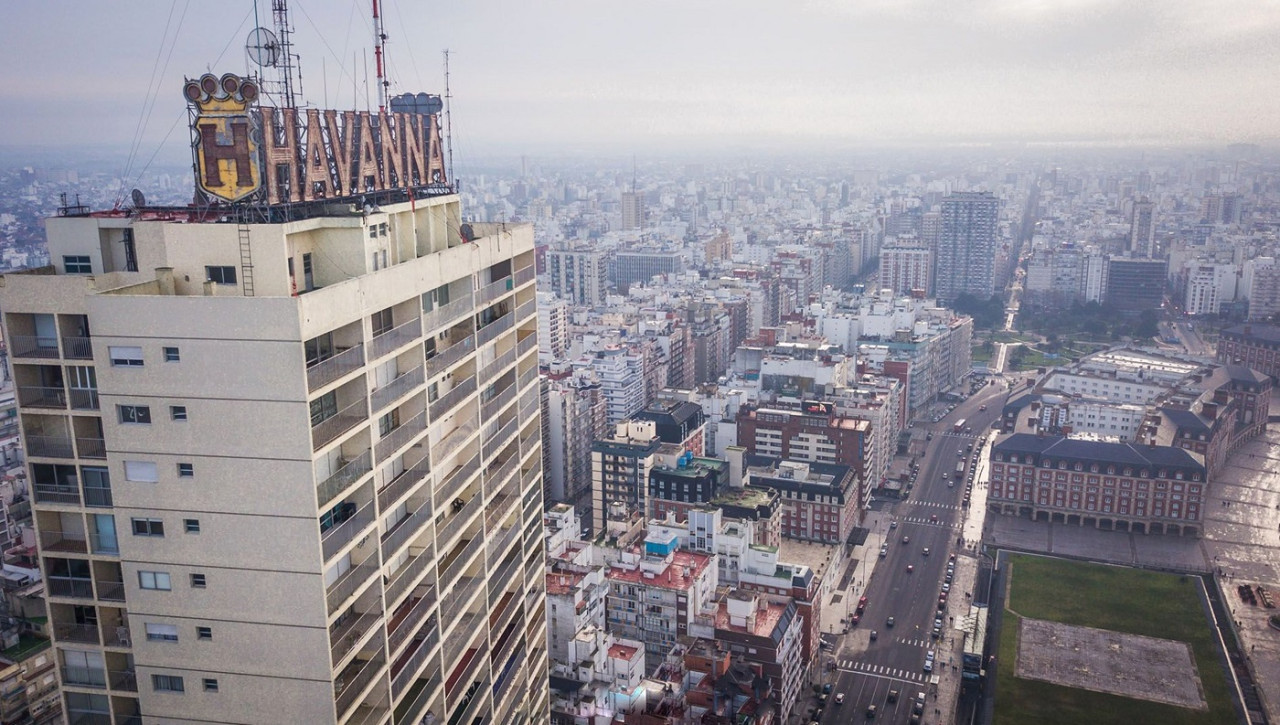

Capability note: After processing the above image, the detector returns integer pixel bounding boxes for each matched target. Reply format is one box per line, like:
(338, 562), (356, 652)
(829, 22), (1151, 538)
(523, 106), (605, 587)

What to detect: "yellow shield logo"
(185, 74), (262, 203)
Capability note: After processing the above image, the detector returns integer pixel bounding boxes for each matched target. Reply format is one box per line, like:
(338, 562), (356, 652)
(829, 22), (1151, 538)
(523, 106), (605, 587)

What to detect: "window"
(108, 346), (144, 367)
(184, 519), (200, 534)
(139, 571), (172, 590)
(152, 674), (185, 693)
(378, 409), (400, 437)
(372, 307), (394, 336)
(132, 518), (165, 537)
(163, 347), (181, 362)
(145, 623), (179, 642)
(118, 405), (152, 425)
(309, 391), (338, 426)
(170, 405), (188, 421)
(190, 573), (207, 588)
(203, 678), (219, 693)
(63, 255), (92, 274)
(196, 626), (212, 641)
(124, 461), (159, 483)
(206, 266), (237, 285)
(177, 463), (194, 478)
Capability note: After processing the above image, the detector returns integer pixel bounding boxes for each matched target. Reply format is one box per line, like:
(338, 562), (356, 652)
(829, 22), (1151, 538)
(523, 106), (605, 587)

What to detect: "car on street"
(902, 535), (910, 543)
(879, 546), (888, 558)
(850, 614), (860, 625)
(886, 616), (895, 627)
(922, 547), (930, 556)
(930, 514), (938, 522)
(887, 689), (898, 703)
(942, 582), (951, 593)
(923, 659), (932, 673)
(980, 404), (987, 411)
(906, 564), (914, 573)
(890, 521), (898, 529)
(866, 704), (877, 718)
(869, 630), (878, 641)
(835, 693), (845, 705)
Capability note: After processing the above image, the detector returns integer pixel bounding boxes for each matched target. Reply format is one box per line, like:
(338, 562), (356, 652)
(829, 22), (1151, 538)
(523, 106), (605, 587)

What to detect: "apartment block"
(1, 192), (548, 724)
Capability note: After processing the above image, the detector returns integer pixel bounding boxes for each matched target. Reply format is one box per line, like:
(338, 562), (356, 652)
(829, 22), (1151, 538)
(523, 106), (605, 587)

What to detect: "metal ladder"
(238, 223), (255, 297)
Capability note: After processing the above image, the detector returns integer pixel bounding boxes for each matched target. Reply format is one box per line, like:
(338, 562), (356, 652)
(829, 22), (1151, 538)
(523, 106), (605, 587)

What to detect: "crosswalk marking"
(894, 637), (928, 647)
(836, 659), (926, 683)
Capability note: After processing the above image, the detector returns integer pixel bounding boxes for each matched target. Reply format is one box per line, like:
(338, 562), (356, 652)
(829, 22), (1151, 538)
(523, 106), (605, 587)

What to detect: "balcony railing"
(61, 336), (93, 360)
(516, 333), (536, 357)
(97, 579), (126, 602)
(486, 525), (519, 566)
(378, 458), (431, 512)
(371, 365), (424, 414)
(46, 576), (94, 599)
(514, 265), (535, 287)
(475, 313), (513, 347)
(434, 453), (480, 502)
(10, 335), (59, 359)
(64, 711), (113, 725)
(18, 386), (66, 409)
(82, 486), (113, 508)
(442, 609), (484, 668)
(54, 623), (99, 645)
(439, 537), (483, 590)
(429, 377), (476, 420)
(521, 465), (539, 487)
(385, 552), (433, 610)
(331, 609), (384, 668)
(102, 624), (131, 648)
(485, 455), (519, 498)
(318, 450), (374, 511)
(376, 410), (427, 462)
(335, 651), (387, 719)
(433, 421), (476, 465)
(488, 560), (521, 610)
(327, 561), (379, 616)
(485, 489), (518, 532)
(388, 590), (437, 655)
(515, 299), (535, 321)
(76, 436), (106, 459)
(477, 276), (513, 305)
(424, 294), (475, 331)
(33, 483), (80, 505)
(68, 388), (99, 410)
(313, 399), (368, 451)
(322, 500), (377, 561)
(392, 629), (441, 696)
(518, 366), (538, 389)
(307, 344), (366, 391)
(107, 669), (137, 692)
(518, 387), (540, 420)
(61, 665), (106, 689)
(479, 347), (517, 383)
(370, 317), (423, 360)
(480, 384), (516, 422)
(482, 419), (517, 461)
(443, 495), (482, 546)
(393, 666), (442, 725)
(381, 498), (433, 559)
(89, 533), (119, 555)
(426, 337), (474, 378)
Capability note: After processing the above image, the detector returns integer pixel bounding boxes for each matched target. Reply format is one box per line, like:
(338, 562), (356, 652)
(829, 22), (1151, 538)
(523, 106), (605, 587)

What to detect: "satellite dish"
(130, 188), (146, 209)
(246, 27), (280, 67)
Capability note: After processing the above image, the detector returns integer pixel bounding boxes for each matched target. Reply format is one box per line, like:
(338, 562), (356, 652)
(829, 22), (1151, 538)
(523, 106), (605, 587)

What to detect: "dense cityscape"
(0, 3), (1277, 725)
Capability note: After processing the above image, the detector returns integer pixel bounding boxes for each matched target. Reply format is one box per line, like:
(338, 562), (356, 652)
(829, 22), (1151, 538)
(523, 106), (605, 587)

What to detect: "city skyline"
(2, 0), (1279, 161)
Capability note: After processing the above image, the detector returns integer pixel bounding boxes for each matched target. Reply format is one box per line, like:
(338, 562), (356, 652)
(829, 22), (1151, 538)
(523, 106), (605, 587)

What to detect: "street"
(818, 383), (1007, 725)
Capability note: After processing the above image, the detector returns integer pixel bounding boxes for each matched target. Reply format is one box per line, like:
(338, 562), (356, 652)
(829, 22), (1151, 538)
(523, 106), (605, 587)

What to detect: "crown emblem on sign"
(183, 73), (259, 114)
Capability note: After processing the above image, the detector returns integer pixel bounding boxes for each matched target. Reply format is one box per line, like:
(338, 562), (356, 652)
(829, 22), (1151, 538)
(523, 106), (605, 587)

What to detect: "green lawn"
(1008, 348), (1070, 371)
(994, 554), (1236, 725)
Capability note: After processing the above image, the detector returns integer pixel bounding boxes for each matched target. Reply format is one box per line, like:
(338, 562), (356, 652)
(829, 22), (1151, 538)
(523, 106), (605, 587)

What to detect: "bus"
(956, 461), (966, 476)
(953, 419), (966, 433)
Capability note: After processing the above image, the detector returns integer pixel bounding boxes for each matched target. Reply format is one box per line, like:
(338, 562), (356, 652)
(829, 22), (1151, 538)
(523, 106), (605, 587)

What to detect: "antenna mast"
(272, 0), (302, 108)
(372, 0), (388, 113)
(443, 49), (455, 189)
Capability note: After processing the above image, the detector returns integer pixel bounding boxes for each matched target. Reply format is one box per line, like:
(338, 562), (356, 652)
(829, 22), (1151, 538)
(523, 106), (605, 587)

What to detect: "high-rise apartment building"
(3, 75), (548, 724)
(935, 191), (999, 303)
(546, 249), (610, 306)
(612, 251), (684, 294)
(620, 192), (645, 232)
(1128, 199), (1157, 258)
(878, 240), (933, 296)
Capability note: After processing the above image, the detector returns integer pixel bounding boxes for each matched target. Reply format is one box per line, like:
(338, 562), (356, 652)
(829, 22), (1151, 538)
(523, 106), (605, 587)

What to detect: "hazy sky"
(4, 0), (1279, 160)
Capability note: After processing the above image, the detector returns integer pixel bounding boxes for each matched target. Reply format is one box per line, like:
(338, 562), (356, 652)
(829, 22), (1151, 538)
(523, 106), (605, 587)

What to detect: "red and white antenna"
(372, 0), (388, 113)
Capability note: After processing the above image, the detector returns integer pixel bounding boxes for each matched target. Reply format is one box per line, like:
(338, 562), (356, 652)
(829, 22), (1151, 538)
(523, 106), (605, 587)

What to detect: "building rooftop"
(606, 550), (713, 591)
(993, 433), (1205, 472)
(1223, 323), (1280, 344)
(608, 643), (640, 662)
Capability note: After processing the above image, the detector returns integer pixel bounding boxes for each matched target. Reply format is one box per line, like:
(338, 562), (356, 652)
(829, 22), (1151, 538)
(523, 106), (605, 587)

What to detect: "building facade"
(1218, 324), (1280, 379)
(935, 192), (999, 303)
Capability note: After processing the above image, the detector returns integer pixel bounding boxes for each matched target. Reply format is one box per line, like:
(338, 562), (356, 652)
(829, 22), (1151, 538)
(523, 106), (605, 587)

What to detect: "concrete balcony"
(102, 623), (132, 648)
(485, 525), (519, 567)
(478, 347), (517, 383)
(517, 387), (540, 421)
(385, 551), (433, 611)
(442, 609), (485, 670)
(477, 276), (513, 306)
(514, 265), (535, 288)
(428, 377), (476, 421)
(484, 455), (519, 499)
(438, 538), (482, 592)
(9, 335), (59, 359)
(380, 498), (433, 560)
(433, 454), (480, 502)
(40, 530), (87, 553)
(391, 634), (441, 700)
(375, 410), (427, 463)
(312, 399), (368, 451)
(307, 344), (365, 392)
(392, 665), (441, 725)
(54, 623), (99, 645)
(388, 589), (437, 657)
(423, 295), (474, 332)
(516, 333), (536, 358)
(517, 366), (538, 390)
(33, 483), (80, 506)
(425, 337), (473, 378)
(515, 299), (535, 322)
(321, 501), (377, 562)
(46, 576), (94, 600)
(369, 317), (423, 361)
(97, 579), (126, 602)
(482, 419), (517, 461)
(61, 336), (93, 361)
(330, 608), (384, 670)
(371, 365), (424, 415)
(75, 436), (106, 460)
(18, 386), (66, 410)
(68, 388), (99, 411)
(108, 668), (137, 693)
(432, 421), (476, 464)
(317, 451), (374, 511)
(475, 313), (513, 348)
(326, 561), (379, 617)
(377, 458), (431, 513)
(343, 702), (390, 725)
(335, 649), (387, 721)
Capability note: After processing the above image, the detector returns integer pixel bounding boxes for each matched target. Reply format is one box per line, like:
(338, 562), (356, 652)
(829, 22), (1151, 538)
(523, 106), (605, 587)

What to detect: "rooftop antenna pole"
(444, 49), (455, 190)
(372, 0), (388, 113)
(272, 0), (301, 107)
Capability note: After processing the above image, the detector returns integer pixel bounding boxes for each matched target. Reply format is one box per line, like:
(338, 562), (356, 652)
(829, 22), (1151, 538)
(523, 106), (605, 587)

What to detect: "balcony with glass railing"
(425, 336), (474, 379)
(327, 561), (380, 617)
(313, 399), (368, 451)
(321, 500), (377, 561)
(475, 312), (513, 348)
(371, 365), (424, 415)
(391, 627), (441, 696)
(477, 276), (513, 306)
(514, 265), (534, 288)
(388, 588), (437, 656)
(89, 532), (119, 556)
(335, 649), (387, 720)
(18, 386), (66, 410)
(428, 377), (476, 421)
(375, 410), (427, 463)
(330, 608), (385, 670)
(424, 295), (475, 331)
(380, 497), (433, 560)
(317, 450), (374, 511)
(369, 317), (423, 361)
(384, 550), (433, 610)
(307, 343), (366, 392)
(377, 458), (431, 513)
(480, 382), (516, 422)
